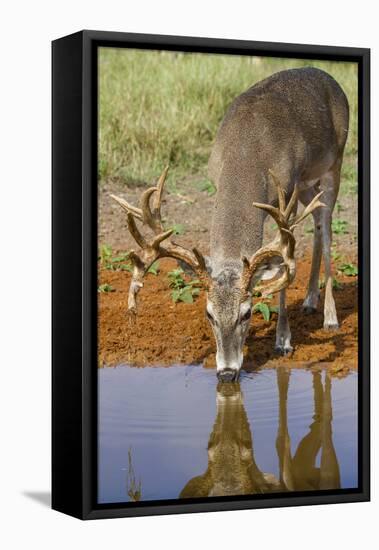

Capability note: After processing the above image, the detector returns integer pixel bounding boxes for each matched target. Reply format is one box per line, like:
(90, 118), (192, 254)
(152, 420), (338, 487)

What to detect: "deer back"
(208, 67), (349, 264)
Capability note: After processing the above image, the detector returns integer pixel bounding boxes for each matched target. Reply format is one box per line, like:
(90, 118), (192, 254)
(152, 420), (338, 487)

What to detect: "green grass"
(341, 157), (358, 194)
(331, 219), (349, 235)
(99, 48), (358, 194)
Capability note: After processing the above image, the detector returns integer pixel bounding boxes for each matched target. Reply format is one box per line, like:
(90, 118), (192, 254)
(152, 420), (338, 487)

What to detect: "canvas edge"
(52, 29), (370, 520)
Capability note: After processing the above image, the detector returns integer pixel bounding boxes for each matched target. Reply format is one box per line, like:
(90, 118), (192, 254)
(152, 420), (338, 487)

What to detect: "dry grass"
(98, 48), (358, 194)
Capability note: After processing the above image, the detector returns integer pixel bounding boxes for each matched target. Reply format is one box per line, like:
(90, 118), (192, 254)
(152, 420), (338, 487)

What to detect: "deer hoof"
(275, 344), (293, 356)
(323, 321), (339, 331)
(303, 305), (318, 315)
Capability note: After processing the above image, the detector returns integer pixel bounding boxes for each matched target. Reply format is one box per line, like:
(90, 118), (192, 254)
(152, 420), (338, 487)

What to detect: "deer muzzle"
(216, 348), (243, 382)
(217, 368), (239, 383)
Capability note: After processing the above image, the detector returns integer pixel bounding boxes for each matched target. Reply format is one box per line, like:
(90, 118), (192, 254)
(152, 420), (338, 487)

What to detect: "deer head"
(111, 167), (324, 381)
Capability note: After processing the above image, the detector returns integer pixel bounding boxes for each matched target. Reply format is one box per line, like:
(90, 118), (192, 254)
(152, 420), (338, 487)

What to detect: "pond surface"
(98, 366), (358, 504)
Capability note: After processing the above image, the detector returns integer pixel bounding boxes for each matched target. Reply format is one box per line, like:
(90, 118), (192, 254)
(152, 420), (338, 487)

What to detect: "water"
(98, 365), (358, 503)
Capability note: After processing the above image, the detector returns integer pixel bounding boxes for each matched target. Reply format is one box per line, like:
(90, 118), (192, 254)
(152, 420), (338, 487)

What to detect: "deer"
(111, 67), (349, 382)
(179, 369), (340, 498)
(180, 380), (280, 497)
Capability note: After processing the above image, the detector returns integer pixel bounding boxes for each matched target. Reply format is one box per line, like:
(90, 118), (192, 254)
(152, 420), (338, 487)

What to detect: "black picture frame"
(52, 30), (370, 520)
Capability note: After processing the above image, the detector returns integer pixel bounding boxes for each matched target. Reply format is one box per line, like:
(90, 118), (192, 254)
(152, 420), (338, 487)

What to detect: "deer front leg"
(275, 289), (293, 355)
(300, 188), (323, 314)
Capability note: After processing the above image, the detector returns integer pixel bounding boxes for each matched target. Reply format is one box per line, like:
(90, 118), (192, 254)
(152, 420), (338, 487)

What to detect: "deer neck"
(209, 171), (267, 273)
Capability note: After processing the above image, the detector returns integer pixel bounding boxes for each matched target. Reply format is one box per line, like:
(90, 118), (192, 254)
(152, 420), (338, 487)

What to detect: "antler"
(110, 166), (209, 315)
(241, 170), (325, 298)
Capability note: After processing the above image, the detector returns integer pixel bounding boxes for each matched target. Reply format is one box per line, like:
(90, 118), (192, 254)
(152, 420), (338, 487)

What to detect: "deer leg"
(276, 368), (294, 490)
(319, 375), (341, 489)
(300, 187), (322, 313)
(320, 167), (340, 330)
(275, 289), (292, 355)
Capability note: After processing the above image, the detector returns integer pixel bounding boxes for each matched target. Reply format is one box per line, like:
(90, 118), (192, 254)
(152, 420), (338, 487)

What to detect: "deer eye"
(240, 308), (252, 322)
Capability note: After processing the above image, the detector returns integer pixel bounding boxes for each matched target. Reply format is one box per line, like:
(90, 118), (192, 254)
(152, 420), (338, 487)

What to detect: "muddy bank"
(98, 256), (358, 377)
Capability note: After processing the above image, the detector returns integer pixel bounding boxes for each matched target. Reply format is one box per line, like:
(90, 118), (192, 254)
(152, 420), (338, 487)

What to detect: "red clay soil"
(98, 257), (358, 377)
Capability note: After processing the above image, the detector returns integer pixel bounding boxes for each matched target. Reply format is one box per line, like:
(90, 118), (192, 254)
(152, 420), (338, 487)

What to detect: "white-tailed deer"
(179, 369), (340, 498)
(111, 67), (348, 381)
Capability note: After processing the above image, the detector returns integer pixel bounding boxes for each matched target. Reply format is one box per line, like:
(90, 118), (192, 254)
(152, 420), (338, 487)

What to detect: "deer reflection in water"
(180, 369), (340, 498)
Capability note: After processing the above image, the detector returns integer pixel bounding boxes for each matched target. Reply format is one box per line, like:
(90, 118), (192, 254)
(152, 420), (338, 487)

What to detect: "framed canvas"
(52, 30), (370, 520)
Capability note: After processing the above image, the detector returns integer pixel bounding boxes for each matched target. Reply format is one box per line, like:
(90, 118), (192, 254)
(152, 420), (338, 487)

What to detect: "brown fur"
(205, 68), (349, 370)
(208, 67), (348, 263)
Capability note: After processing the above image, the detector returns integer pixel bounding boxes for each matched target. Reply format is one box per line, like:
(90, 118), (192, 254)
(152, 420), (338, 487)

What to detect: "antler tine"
(153, 165), (169, 213)
(291, 191), (325, 228)
(110, 194), (143, 220)
(111, 178), (166, 233)
(192, 247), (207, 272)
(126, 213), (147, 249)
(284, 184), (299, 221)
(252, 202), (283, 227)
(268, 169), (286, 212)
(139, 166), (170, 232)
(152, 228), (175, 249)
(140, 187), (159, 229)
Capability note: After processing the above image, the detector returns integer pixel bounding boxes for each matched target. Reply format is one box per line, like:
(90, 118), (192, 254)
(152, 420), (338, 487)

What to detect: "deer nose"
(217, 369), (238, 383)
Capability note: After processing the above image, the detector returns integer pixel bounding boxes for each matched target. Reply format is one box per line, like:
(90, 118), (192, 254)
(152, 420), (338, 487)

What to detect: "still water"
(98, 366), (357, 503)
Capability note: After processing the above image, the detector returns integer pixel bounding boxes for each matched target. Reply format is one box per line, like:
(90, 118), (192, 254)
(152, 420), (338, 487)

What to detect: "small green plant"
(99, 245), (130, 271)
(110, 252), (132, 272)
(167, 268), (200, 304)
(197, 179), (216, 196)
(338, 263), (358, 276)
(335, 200), (345, 214)
(118, 263), (133, 272)
(331, 247), (342, 262)
(252, 302), (278, 322)
(319, 277), (342, 290)
(98, 283), (115, 293)
(98, 245), (159, 275)
(110, 252), (130, 263)
(253, 288), (274, 300)
(147, 261), (160, 275)
(167, 268), (186, 288)
(99, 244), (113, 267)
(331, 219), (348, 235)
(170, 223), (186, 236)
